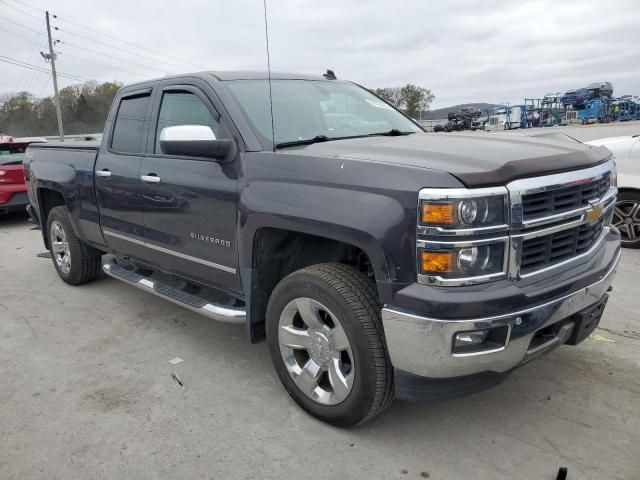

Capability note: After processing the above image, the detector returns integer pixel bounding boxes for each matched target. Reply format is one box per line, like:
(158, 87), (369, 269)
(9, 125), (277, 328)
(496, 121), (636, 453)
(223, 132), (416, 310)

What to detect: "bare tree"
(416, 89), (435, 120)
(0, 82), (121, 136)
(372, 87), (404, 109)
(372, 85), (435, 120)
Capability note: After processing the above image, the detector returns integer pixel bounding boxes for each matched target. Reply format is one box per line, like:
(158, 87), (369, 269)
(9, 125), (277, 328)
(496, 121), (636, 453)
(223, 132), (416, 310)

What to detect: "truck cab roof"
(123, 71), (341, 90)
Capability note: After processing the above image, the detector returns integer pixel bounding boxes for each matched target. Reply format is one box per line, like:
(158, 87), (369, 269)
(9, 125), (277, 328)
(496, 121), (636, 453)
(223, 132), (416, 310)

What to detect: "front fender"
(239, 181), (406, 283)
(238, 151), (464, 287)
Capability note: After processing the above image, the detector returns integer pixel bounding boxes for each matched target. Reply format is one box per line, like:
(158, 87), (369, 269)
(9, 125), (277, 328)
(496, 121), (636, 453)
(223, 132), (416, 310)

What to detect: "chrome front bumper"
(381, 249), (620, 379)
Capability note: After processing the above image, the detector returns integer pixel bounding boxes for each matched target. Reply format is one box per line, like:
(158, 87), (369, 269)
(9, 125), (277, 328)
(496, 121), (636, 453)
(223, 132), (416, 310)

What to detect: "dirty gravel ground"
(1, 213), (638, 480)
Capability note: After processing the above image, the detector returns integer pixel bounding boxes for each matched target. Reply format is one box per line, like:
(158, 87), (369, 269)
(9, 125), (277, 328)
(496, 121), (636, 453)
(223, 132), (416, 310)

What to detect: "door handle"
(141, 174), (161, 184)
(96, 169), (112, 178)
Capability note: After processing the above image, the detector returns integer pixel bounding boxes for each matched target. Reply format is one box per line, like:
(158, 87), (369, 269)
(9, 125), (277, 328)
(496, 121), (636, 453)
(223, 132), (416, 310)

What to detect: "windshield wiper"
(274, 129), (416, 149)
(275, 135), (330, 149)
(364, 129), (416, 137)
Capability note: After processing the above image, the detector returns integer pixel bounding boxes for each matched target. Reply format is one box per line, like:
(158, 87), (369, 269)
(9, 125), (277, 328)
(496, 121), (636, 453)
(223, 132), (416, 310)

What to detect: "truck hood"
(287, 132), (611, 187)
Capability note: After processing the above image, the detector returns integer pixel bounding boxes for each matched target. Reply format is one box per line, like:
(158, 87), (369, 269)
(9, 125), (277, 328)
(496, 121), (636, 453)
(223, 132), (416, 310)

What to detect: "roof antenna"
(323, 69), (337, 80)
(263, 0), (276, 152)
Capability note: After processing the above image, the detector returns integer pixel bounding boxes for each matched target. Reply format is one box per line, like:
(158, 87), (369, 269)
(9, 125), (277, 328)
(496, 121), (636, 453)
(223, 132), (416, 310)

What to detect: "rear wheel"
(266, 263), (394, 427)
(613, 191), (640, 248)
(46, 206), (102, 284)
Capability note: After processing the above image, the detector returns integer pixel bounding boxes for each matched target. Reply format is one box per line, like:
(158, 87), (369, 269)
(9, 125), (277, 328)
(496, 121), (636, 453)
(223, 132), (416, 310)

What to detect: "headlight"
(419, 242), (506, 280)
(609, 165), (617, 187)
(417, 187), (510, 285)
(419, 189), (508, 231)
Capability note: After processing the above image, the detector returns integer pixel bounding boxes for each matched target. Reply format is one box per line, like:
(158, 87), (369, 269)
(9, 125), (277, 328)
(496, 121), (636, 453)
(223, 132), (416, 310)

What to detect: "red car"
(0, 137), (46, 215)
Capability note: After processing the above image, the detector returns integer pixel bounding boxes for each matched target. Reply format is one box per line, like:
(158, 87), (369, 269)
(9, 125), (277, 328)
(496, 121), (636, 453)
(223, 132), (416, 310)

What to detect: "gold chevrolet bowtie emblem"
(586, 199), (604, 225)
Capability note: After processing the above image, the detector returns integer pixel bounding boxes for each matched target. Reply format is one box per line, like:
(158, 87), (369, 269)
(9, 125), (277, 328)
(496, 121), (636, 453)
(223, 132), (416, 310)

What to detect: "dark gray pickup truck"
(24, 71), (621, 426)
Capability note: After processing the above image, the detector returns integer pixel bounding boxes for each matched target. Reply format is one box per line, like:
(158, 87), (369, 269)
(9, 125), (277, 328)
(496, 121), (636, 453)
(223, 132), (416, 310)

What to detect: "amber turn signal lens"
(421, 202), (456, 225)
(421, 250), (456, 273)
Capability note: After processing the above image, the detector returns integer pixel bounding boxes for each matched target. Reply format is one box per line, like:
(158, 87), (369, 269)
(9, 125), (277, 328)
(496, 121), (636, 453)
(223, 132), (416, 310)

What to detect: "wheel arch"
(242, 227), (384, 343)
(617, 186), (640, 195)
(37, 187), (66, 248)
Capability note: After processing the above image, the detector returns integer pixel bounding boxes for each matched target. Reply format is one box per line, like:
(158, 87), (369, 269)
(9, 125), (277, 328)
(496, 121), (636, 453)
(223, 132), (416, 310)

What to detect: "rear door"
(138, 80), (242, 293)
(95, 87), (153, 257)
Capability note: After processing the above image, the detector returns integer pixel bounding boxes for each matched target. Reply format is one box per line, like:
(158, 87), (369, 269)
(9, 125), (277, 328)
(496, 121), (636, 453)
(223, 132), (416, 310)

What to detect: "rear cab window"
(111, 92), (151, 154)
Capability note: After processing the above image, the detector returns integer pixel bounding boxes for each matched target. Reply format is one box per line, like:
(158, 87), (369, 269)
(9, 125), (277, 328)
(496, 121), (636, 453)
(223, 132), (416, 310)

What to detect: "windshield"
(0, 151), (24, 165)
(226, 79), (421, 146)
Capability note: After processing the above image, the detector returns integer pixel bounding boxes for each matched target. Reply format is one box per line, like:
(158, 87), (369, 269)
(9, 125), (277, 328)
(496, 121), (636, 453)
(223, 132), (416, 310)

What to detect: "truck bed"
(28, 140), (101, 151)
(26, 141), (104, 249)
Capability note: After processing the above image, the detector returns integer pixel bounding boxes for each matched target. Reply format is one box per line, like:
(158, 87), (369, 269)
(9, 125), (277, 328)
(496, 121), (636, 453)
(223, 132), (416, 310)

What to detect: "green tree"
(400, 84), (435, 120)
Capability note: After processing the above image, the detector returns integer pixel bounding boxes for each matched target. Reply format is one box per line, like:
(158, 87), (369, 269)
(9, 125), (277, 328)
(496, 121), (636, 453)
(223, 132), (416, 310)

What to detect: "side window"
(155, 91), (221, 154)
(111, 93), (151, 154)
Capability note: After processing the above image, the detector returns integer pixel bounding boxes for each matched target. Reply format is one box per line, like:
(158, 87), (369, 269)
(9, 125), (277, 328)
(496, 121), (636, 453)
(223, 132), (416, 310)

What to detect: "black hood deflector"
(287, 133), (612, 187)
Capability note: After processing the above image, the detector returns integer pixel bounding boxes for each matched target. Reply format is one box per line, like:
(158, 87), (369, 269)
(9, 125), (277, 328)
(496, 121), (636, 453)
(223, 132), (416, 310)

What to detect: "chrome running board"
(102, 258), (245, 325)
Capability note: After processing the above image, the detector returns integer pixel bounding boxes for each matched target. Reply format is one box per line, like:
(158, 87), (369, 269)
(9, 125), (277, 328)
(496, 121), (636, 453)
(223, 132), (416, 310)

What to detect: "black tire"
(614, 190), (640, 249)
(46, 206), (102, 284)
(266, 263), (394, 427)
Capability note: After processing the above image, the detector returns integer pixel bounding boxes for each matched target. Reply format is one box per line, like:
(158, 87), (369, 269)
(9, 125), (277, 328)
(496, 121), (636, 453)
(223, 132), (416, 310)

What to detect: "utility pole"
(45, 11), (64, 141)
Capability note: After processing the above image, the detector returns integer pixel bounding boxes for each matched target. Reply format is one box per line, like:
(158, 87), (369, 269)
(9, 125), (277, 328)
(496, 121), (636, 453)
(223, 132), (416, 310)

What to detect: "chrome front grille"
(520, 219), (604, 274)
(509, 160), (616, 279)
(416, 159), (617, 286)
(521, 174), (610, 221)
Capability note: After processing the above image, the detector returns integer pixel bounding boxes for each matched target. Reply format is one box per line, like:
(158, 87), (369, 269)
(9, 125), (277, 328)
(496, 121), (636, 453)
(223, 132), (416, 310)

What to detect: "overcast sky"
(1, 0), (639, 108)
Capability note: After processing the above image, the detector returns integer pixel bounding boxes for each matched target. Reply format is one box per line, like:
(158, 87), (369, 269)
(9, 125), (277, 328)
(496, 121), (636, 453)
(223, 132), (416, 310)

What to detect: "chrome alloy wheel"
(50, 220), (71, 274)
(613, 200), (640, 245)
(278, 297), (354, 405)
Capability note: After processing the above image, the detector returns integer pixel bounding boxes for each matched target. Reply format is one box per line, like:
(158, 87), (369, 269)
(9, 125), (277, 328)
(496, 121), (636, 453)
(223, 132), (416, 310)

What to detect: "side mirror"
(159, 125), (235, 160)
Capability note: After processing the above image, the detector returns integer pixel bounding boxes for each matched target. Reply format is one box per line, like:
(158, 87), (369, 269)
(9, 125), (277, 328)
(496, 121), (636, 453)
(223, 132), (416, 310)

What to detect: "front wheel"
(613, 191), (640, 248)
(46, 206), (102, 284)
(266, 263), (394, 427)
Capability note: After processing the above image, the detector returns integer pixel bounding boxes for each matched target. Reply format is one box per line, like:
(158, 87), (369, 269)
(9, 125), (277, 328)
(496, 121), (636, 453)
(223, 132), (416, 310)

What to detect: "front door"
(138, 82), (241, 293)
(95, 88), (152, 258)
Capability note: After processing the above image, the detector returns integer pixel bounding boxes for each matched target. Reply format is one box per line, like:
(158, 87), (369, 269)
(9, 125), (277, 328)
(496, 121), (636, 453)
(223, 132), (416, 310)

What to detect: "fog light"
(454, 330), (489, 347)
(452, 325), (510, 355)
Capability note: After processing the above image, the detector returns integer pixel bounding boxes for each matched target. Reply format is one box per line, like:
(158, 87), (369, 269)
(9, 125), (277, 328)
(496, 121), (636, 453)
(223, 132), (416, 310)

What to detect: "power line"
(0, 14), (42, 33)
(5, 0), (208, 71)
(36, 74), (50, 97)
(61, 41), (172, 75)
(60, 51), (145, 78)
(0, 20), (51, 88)
(54, 25), (194, 72)
(5, 0), (40, 12)
(0, 53), (95, 82)
(2, 0), (213, 93)
(0, 17), (157, 87)
(0, 13), (155, 86)
(54, 15), (208, 70)
(18, 19), (45, 89)
(0, 55), (88, 82)
(23, 27), (49, 91)
(0, 0), (41, 23)
(0, 22), (39, 44)
(0, 13), (47, 89)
